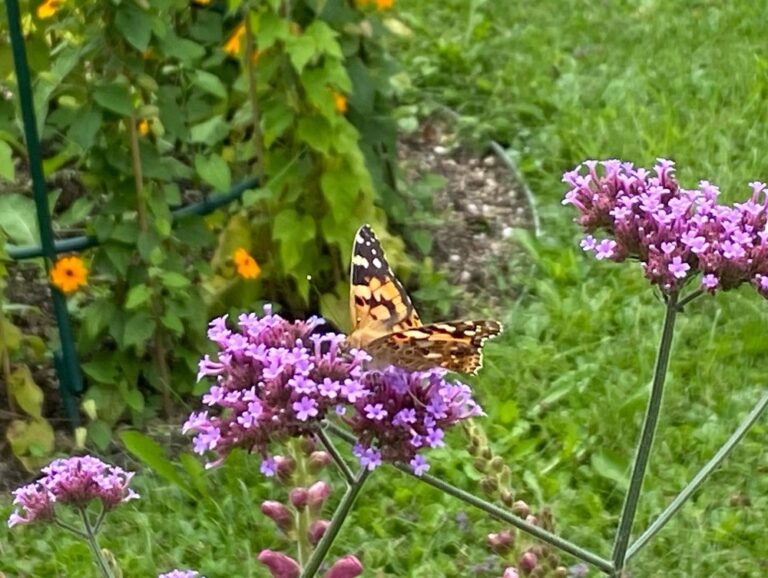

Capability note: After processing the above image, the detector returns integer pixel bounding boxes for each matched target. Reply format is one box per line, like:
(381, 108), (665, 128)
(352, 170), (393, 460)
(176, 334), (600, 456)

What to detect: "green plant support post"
(5, 0), (83, 423)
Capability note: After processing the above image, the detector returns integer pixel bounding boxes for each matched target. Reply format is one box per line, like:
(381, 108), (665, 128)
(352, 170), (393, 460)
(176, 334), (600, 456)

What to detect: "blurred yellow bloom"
(138, 119), (150, 136)
(37, 0), (63, 19)
(192, 0), (211, 4)
(375, 0), (393, 10)
(225, 23), (246, 56)
(233, 248), (261, 280)
(333, 92), (348, 114)
(50, 256), (88, 294)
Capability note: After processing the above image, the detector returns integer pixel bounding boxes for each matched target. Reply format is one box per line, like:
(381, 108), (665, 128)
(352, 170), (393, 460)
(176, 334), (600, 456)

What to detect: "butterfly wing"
(366, 320), (503, 374)
(347, 225), (422, 347)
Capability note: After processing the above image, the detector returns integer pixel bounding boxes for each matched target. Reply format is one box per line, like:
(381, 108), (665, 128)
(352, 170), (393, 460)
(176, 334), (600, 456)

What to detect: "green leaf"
(159, 271), (191, 289)
(272, 209), (316, 271)
(122, 387), (145, 412)
(66, 109), (102, 152)
(124, 311), (156, 348)
(195, 153), (231, 192)
(120, 431), (197, 500)
(190, 115), (229, 145)
(193, 70), (228, 99)
(286, 34), (317, 74)
(297, 116), (332, 153)
(305, 21), (341, 58)
(125, 284), (153, 310)
(0, 318), (22, 351)
(0, 193), (39, 245)
(179, 453), (209, 499)
(93, 84), (134, 116)
(160, 312), (184, 335)
(256, 10), (290, 49)
(9, 366), (44, 419)
(320, 163), (360, 223)
(82, 359), (119, 384)
(261, 100), (295, 147)
(0, 140), (14, 181)
(115, 4), (153, 52)
(88, 420), (113, 451)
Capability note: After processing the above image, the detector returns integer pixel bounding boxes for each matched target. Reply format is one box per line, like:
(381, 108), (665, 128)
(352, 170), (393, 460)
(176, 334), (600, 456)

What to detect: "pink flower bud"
(257, 550), (300, 578)
(519, 551), (538, 573)
(323, 555), (363, 578)
(502, 568), (520, 578)
(274, 456), (296, 482)
(308, 451), (332, 472)
(525, 514), (538, 526)
(289, 487), (308, 510)
(511, 500), (530, 518)
(309, 519), (330, 545)
(486, 529), (515, 555)
(308, 481), (331, 511)
(260, 501), (293, 532)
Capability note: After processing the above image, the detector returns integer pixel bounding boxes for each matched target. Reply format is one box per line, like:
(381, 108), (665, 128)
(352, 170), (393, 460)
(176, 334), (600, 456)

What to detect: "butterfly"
(345, 224), (503, 374)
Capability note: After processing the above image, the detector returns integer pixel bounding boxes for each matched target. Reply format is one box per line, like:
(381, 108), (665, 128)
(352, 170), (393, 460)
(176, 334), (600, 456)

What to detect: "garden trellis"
(4, 1), (768, 577)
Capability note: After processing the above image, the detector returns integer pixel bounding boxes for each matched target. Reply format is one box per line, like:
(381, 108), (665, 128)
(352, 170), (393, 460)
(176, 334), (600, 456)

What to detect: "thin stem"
(54, 517), (89, 539)
(626, 389), (768, 561)
(293, 442), (313, 567)
(92, 503), (107, 534)
(317, 426), (355, 485)
(78, 508), (116, 578)
(676, 288), (704, 311)
(128, 114), (147, 231)
(324, 422), (614, 574)
(612, 292), (679, 573)
(0, 298), (16, 413)
(299, 469), (370, 578)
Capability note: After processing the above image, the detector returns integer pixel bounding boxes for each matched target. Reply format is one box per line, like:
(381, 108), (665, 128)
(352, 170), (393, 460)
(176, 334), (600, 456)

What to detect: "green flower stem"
(612, 292), (679, 573)
(317, 427), (355, 485)
(292, 443), (314, 567)
(78, 508), (116, 578)
(626, 388), (768, 561)
(54, 517), (89, 540)
(324, 422), (614, 574)
(299, 468), (370, 578)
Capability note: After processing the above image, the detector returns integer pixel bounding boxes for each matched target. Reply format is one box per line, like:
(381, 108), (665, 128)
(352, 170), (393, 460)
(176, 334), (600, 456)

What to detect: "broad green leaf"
(120, 431), (197, 499)
(0, 193), (39, 245)
(190, 115), (229, 145)
(256, 10), (290, 49)
(179, 453), (209, 499)
(193, 70), (228, 99)
(261, 100), (295, 147)
(320, 163), (359, 223)
(6, 419), (55, 471)
(306, 21), (341, 58)
(66, 109), (102, 152)
(272, 209), (316, 271)
(115, 4), (153, 52)
(125, 284), (153, 309)
(82, 359), (119, 384)
(122, 387), (145, 412)
(0, 140), (14, 181)
(159, 271), (191, 289)
(9, 366), (44, 419)
(297, 116), (332, 153)
(195, 153), (231, 192)
(0, 318), (22, 351)
(286, 34), (316, 74)
(88, 420), (112, 451)
(124, 311), (156, 348)
(93, 84), (134, 116)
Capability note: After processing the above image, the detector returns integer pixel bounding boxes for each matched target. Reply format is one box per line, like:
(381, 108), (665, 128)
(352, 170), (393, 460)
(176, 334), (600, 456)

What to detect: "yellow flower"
(224, 23), (246, 56)
(37, 0), (63, 19)
(50, 256), (88, 295)
(192, 0), (211, 4)
(138, 119), (150, 136)
(375, 0), (393, 10)
(233, 248), (261, 280)
(333, 92), (348, 114)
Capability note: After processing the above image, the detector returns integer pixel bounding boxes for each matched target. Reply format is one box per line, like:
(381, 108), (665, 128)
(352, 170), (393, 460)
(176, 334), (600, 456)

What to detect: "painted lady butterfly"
(345, 225), (503, 374)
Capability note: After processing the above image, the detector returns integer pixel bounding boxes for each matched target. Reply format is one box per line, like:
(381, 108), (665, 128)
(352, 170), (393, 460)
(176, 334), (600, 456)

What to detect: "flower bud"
(289, 487), (309, 510)
(309, 519), (330, 545)
(502, 568), (520, 578)
(486, 529), (515, 555)
(308, 481), (332, 512)
(301, 436), (316, 455)
(323, 555), (363, 578)
(553, 566), (568, 577)
(482, 448), (493, 460)
(473, 459), (488, 472)
(519, 551), (538, 573)
(500, 489), (514, 507)
(489, 456), (505, 472)
(260, 501), (293, 532)
(480, 477), (498, 494)
(525, 514), (538, 526)
(511, 500), (530, 518)
(257, 550), (300, 578)
(274, 456), (296, 482)
(308, 451), (332, 472)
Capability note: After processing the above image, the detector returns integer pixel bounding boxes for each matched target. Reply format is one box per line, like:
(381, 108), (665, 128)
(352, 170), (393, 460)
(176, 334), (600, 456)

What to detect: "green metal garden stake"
(5, 0), (83, 424)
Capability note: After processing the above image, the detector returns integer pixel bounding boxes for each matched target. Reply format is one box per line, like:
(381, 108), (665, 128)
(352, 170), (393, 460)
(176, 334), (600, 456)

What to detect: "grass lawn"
(2, 1), (768, 577)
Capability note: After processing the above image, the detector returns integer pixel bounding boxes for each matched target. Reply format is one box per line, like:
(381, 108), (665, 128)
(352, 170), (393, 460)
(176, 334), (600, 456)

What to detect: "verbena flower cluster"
(563, 159), (768, 297)
(185, 306), (482, 475)
(158, 571), (203, 578)
(7, 456), (138, 527)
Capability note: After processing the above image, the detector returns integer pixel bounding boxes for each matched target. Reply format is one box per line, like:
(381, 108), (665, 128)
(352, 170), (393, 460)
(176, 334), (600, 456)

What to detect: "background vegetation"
(2, 0), (767, 577)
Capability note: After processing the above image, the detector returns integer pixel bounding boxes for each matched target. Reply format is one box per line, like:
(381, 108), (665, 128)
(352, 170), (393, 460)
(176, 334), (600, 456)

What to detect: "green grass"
(4, 1), (768, 576)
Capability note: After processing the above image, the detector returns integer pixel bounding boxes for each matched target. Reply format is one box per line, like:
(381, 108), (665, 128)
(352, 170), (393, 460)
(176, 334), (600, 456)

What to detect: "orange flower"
(233, 248), (261, 280)
(333, 92), (348, 114)
(37, 0), (63, 19)
(192, 0), (211, 4)
(138, 119), (150, 136)
(375, 0), (393, 10)
(50, 256), (88, 294)
(224, 23), (246, 56)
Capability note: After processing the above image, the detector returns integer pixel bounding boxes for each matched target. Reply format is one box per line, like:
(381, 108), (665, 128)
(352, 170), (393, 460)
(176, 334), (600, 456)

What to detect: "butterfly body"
(347, 225), (502, 374)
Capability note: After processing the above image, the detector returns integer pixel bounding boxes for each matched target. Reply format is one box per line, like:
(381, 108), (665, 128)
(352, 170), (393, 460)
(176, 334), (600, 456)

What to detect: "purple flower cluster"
(187, 306), (483, 475)
(346, 366), (484, 475)
(7, 456), (139, 527)
(563, 159), (768, 296)
(158, 571), (203, 578)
